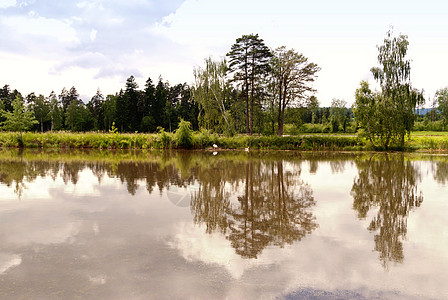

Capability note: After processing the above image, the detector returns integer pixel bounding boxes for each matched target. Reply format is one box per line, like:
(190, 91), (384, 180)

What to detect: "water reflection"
(0, 150), (318, 258)
(1, 150), (448, 299)
(0, 150), (443, 266)
(351, 154), (424, 269)
(433, 160), (448, 185)
(192, 160), (318, 258)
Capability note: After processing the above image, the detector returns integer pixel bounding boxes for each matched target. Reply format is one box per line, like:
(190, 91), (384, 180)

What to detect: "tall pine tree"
(227, 34), (272, 135)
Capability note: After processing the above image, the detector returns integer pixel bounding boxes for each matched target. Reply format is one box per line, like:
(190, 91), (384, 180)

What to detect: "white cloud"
(0, 0), (16, 9)
(90, 28), (98, 41)
(76, 0), (104, 11)
(168, 222), (262, 279)
(1, 0), (447, 105)
(1, 14), (79, 47)
(0, 0), (186, 98)
(151, 0), (448, 106)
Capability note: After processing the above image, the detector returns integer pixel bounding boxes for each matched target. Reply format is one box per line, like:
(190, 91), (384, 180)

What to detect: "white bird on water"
(245, 147), (249, 152)
(213, 144), (218, 148)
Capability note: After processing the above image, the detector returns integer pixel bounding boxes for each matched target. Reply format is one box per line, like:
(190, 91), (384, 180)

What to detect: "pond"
(0, 149), (447, 299)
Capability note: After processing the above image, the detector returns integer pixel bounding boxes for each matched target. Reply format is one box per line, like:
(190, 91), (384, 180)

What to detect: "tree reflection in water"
(0, 150), (317, 259)
(433, 160), (448, 185)
(351, 154), (423, 269)
(192, 159), (318, 259)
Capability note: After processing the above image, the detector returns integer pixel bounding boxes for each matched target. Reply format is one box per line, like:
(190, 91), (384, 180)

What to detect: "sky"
(0, 0), (447, 106)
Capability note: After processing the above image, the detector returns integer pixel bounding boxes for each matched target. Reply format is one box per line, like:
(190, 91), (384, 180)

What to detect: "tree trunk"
(277, 111), (284, 136)
(245, 52), (250, 135)
(249, 78), (254, 136)
(277, 79), (283, 136)
(249, 54), (255, 135)
(245, 90), (249, 135)
(250, 98), (253, 135)
(277, 81), (288, 136)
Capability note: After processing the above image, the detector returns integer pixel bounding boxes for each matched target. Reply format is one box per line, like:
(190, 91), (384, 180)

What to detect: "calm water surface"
(0, 149), (447, 299)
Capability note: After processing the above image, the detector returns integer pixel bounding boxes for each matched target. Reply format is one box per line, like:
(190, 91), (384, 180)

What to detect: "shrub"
(157, 128), (172, 149)
(193, 128), (212, 148)
(175, 120), (193, 149)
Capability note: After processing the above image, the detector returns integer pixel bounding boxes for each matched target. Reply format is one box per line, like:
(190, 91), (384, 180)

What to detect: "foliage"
(157, 127), (172, 149)
(330, 98), (349, 132)
(48, 91), (63, 131)
(354, 29), (424, 149)
(307, 95), (320, 124)
(87, 88), (104, 130)
(193, 128), (218, 148)
(435, 87), (448, 126)
(0, 130), (446, 152)
(0, 96), (38, 146)
(174, 119), (193, 149)
(1, 32), (444, 141)
(29, 93), (50, 132)
(227, 34), (272, 135)
(65, 100), (93, 131)
(0, 96), (37, 132)
(193, 57), (231, 133)
(270, 46), (320, 135)
(413, 120), (445, 132)
(109, 122), (118, 134)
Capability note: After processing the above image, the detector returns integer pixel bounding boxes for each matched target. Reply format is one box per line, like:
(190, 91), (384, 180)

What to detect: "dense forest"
(1, 32), (447, 138)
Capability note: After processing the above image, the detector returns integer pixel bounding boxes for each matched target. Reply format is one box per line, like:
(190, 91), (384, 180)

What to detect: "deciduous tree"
(270, 46), (320, 135)
(0, 95), (38, 145)
(193, 57), (231, 132)
(359, 29), (424, 148)
(48, 91), (63, 131)
(31, 94), (50, 132)
(330, 98), (349, 132)
(435, 87), (448, 127)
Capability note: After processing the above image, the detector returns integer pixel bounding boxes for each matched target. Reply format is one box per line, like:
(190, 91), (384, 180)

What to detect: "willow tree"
(355, 29), (423, 149)
(271, 46), (320, 136)
(193, 57), (230, 132)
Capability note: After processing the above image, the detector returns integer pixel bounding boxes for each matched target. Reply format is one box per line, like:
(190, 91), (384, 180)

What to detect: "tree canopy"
(354, 29), (424, 149)
(435, 87), (448, 127)
(0, 95), (38, 132)
(271, 46), (320, 135)
(227, 34), (272, 135)
(193, 57), (231, 133)
(2, 30), (445, 139)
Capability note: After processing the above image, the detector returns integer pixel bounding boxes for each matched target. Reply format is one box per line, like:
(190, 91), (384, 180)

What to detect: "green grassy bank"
(0, 131), (446, 152)
(0, 131), (363, 151)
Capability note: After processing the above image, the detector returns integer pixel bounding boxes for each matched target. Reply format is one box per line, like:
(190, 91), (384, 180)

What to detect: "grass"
(0, 130), (446, 152)
(411, 131), (448, 137)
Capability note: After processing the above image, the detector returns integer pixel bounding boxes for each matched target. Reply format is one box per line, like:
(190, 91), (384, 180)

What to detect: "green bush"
(413, 121), (445, 131)
(158, 128), (172, 149)
(193, 128), (212, 148)
(174, 120), (193, 149)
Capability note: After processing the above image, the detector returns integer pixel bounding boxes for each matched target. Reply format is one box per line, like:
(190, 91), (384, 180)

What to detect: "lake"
(0, 149), (447, 299)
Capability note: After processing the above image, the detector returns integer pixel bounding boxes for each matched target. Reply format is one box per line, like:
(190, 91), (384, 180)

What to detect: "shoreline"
(0, 131), (447, 152)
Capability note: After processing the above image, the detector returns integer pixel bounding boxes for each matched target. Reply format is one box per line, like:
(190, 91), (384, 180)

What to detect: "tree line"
(1, 31), (448, 144)
(0, 76), (199, 134)
(0, 33), (322, 136)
